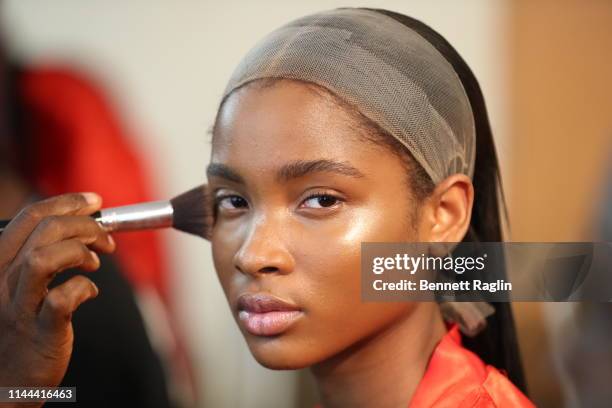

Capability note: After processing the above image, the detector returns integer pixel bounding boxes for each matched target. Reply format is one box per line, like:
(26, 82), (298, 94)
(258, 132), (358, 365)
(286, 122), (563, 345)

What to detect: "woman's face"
(208, 80), (425, 369)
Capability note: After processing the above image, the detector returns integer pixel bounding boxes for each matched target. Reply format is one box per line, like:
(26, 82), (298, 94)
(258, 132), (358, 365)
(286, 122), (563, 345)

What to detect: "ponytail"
(366, 8), (527, 393)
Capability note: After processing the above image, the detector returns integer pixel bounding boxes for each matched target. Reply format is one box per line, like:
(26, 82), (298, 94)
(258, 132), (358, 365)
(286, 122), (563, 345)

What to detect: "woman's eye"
(301, 193), (342, 209)
(216, 195), (248, 210)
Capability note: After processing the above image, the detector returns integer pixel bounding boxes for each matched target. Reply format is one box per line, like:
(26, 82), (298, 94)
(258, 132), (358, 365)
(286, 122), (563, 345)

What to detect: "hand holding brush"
(0, 184), (213, 239)
(0, 185), (211, 394)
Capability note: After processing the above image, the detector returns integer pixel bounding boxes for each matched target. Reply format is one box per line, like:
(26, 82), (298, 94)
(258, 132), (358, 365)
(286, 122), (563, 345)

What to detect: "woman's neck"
(311, 304), (446, 408)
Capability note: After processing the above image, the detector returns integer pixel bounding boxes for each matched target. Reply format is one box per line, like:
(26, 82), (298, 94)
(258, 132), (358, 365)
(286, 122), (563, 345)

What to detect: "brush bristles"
(170, 185), (212, 240)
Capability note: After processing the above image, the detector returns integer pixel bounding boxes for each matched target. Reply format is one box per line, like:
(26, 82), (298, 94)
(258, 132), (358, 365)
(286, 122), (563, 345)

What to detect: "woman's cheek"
(296, 205), (412, 325)
(211, 225), (241, 294)
(295, 208), (381, 317)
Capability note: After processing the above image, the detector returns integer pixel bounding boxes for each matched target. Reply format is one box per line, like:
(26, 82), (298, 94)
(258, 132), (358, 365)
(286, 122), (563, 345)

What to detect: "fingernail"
(107, 234), (115, 247)
(81, 192), (101, 206)
(89, 250), (100, 266)
(91, 281), (99, 296)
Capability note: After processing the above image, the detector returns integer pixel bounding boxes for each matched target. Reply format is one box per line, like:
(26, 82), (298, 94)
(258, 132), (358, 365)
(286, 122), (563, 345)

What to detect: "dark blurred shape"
(558, 153), (612, 408)
(50, 255), (173, 408)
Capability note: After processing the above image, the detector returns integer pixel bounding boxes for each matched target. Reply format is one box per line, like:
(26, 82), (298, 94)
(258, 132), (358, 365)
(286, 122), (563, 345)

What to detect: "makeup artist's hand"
(0, 193), (115, 405)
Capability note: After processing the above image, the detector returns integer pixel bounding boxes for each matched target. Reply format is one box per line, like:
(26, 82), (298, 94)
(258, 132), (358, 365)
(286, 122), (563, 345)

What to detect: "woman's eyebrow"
(276, 159), (365, 182)
(206, 159), (365, 184)
(207, 163), (245, 183)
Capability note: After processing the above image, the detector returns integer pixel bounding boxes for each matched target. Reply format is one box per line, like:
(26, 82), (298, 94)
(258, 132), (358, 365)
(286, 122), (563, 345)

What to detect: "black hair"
(362, 8), (527, 393)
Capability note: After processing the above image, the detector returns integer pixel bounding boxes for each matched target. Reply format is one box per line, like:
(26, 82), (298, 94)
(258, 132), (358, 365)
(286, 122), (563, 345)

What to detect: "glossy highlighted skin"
(208, 80), (474, 406)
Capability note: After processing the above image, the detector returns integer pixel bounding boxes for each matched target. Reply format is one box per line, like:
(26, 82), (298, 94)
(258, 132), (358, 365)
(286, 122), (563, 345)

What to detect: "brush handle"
(0, 200), (172, 235)
(0, 212), (101, 235)
(95, 201), (173, 231)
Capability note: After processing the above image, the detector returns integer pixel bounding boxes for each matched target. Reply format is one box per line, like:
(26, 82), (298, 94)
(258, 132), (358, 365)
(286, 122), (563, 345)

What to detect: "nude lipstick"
(237, 293), (303, 336)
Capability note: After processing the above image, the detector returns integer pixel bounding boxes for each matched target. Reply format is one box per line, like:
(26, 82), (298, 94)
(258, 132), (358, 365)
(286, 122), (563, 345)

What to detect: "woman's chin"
(244, 335), (319, 370)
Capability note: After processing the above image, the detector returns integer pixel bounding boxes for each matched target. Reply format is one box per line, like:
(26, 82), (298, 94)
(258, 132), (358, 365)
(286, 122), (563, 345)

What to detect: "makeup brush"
(0, 184), (212, 239)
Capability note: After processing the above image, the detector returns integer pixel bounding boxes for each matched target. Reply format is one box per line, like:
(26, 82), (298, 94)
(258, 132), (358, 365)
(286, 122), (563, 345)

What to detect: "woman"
(0, 8), (533, 407)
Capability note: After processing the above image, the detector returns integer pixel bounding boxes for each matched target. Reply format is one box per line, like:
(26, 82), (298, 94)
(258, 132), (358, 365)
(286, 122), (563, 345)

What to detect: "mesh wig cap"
(222, 8), (476, 184)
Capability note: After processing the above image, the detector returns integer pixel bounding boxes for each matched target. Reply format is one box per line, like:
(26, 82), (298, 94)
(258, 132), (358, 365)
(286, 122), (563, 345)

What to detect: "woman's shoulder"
(408, 325), (535, 408)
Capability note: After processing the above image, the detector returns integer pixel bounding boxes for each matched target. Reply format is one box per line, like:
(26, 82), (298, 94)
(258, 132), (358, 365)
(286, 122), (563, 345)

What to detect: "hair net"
(222, 8), (476, 184)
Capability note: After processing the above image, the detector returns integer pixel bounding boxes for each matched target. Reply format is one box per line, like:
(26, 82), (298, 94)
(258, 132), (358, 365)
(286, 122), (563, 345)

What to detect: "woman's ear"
(417, 174), (474, 243)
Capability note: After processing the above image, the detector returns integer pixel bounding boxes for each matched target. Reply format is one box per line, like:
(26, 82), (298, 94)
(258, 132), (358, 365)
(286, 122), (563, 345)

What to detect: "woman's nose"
(233, 215), (295, 277)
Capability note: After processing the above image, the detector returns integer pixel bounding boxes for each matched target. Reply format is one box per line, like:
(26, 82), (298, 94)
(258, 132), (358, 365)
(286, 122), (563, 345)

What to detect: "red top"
(407, 325), (534, 407)
(19, 67), (168, 297)
(316, 325), (534, 408)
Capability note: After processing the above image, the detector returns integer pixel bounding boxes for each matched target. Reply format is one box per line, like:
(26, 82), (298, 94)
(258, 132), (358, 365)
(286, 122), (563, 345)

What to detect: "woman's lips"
(237, 293), (303, 336)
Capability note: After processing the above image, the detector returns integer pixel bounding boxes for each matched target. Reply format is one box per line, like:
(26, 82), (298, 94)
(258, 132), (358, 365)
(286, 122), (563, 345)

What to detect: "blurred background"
(1, 0), (610, 407)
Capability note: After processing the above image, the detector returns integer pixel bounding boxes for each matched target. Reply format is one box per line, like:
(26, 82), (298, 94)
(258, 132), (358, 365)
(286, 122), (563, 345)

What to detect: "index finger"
(0, 192), (102, 267)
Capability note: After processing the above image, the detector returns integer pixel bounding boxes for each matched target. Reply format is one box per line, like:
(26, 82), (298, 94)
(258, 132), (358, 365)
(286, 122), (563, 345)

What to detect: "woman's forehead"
(209, 82), (409, 187)
(212, 81), (375, 162)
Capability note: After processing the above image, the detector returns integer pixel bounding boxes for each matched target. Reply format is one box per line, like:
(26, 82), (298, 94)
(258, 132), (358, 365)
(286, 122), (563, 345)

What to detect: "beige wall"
(508, 0), (612, 242)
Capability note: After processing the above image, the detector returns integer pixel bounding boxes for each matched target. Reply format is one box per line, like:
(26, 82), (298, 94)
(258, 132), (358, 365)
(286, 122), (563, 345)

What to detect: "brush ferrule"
(96, 201), (173, 232)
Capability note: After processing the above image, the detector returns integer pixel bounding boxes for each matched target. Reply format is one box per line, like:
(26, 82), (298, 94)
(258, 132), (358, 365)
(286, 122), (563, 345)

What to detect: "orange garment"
(408, 324), (534, 408)
(316, 325), (534, 408)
